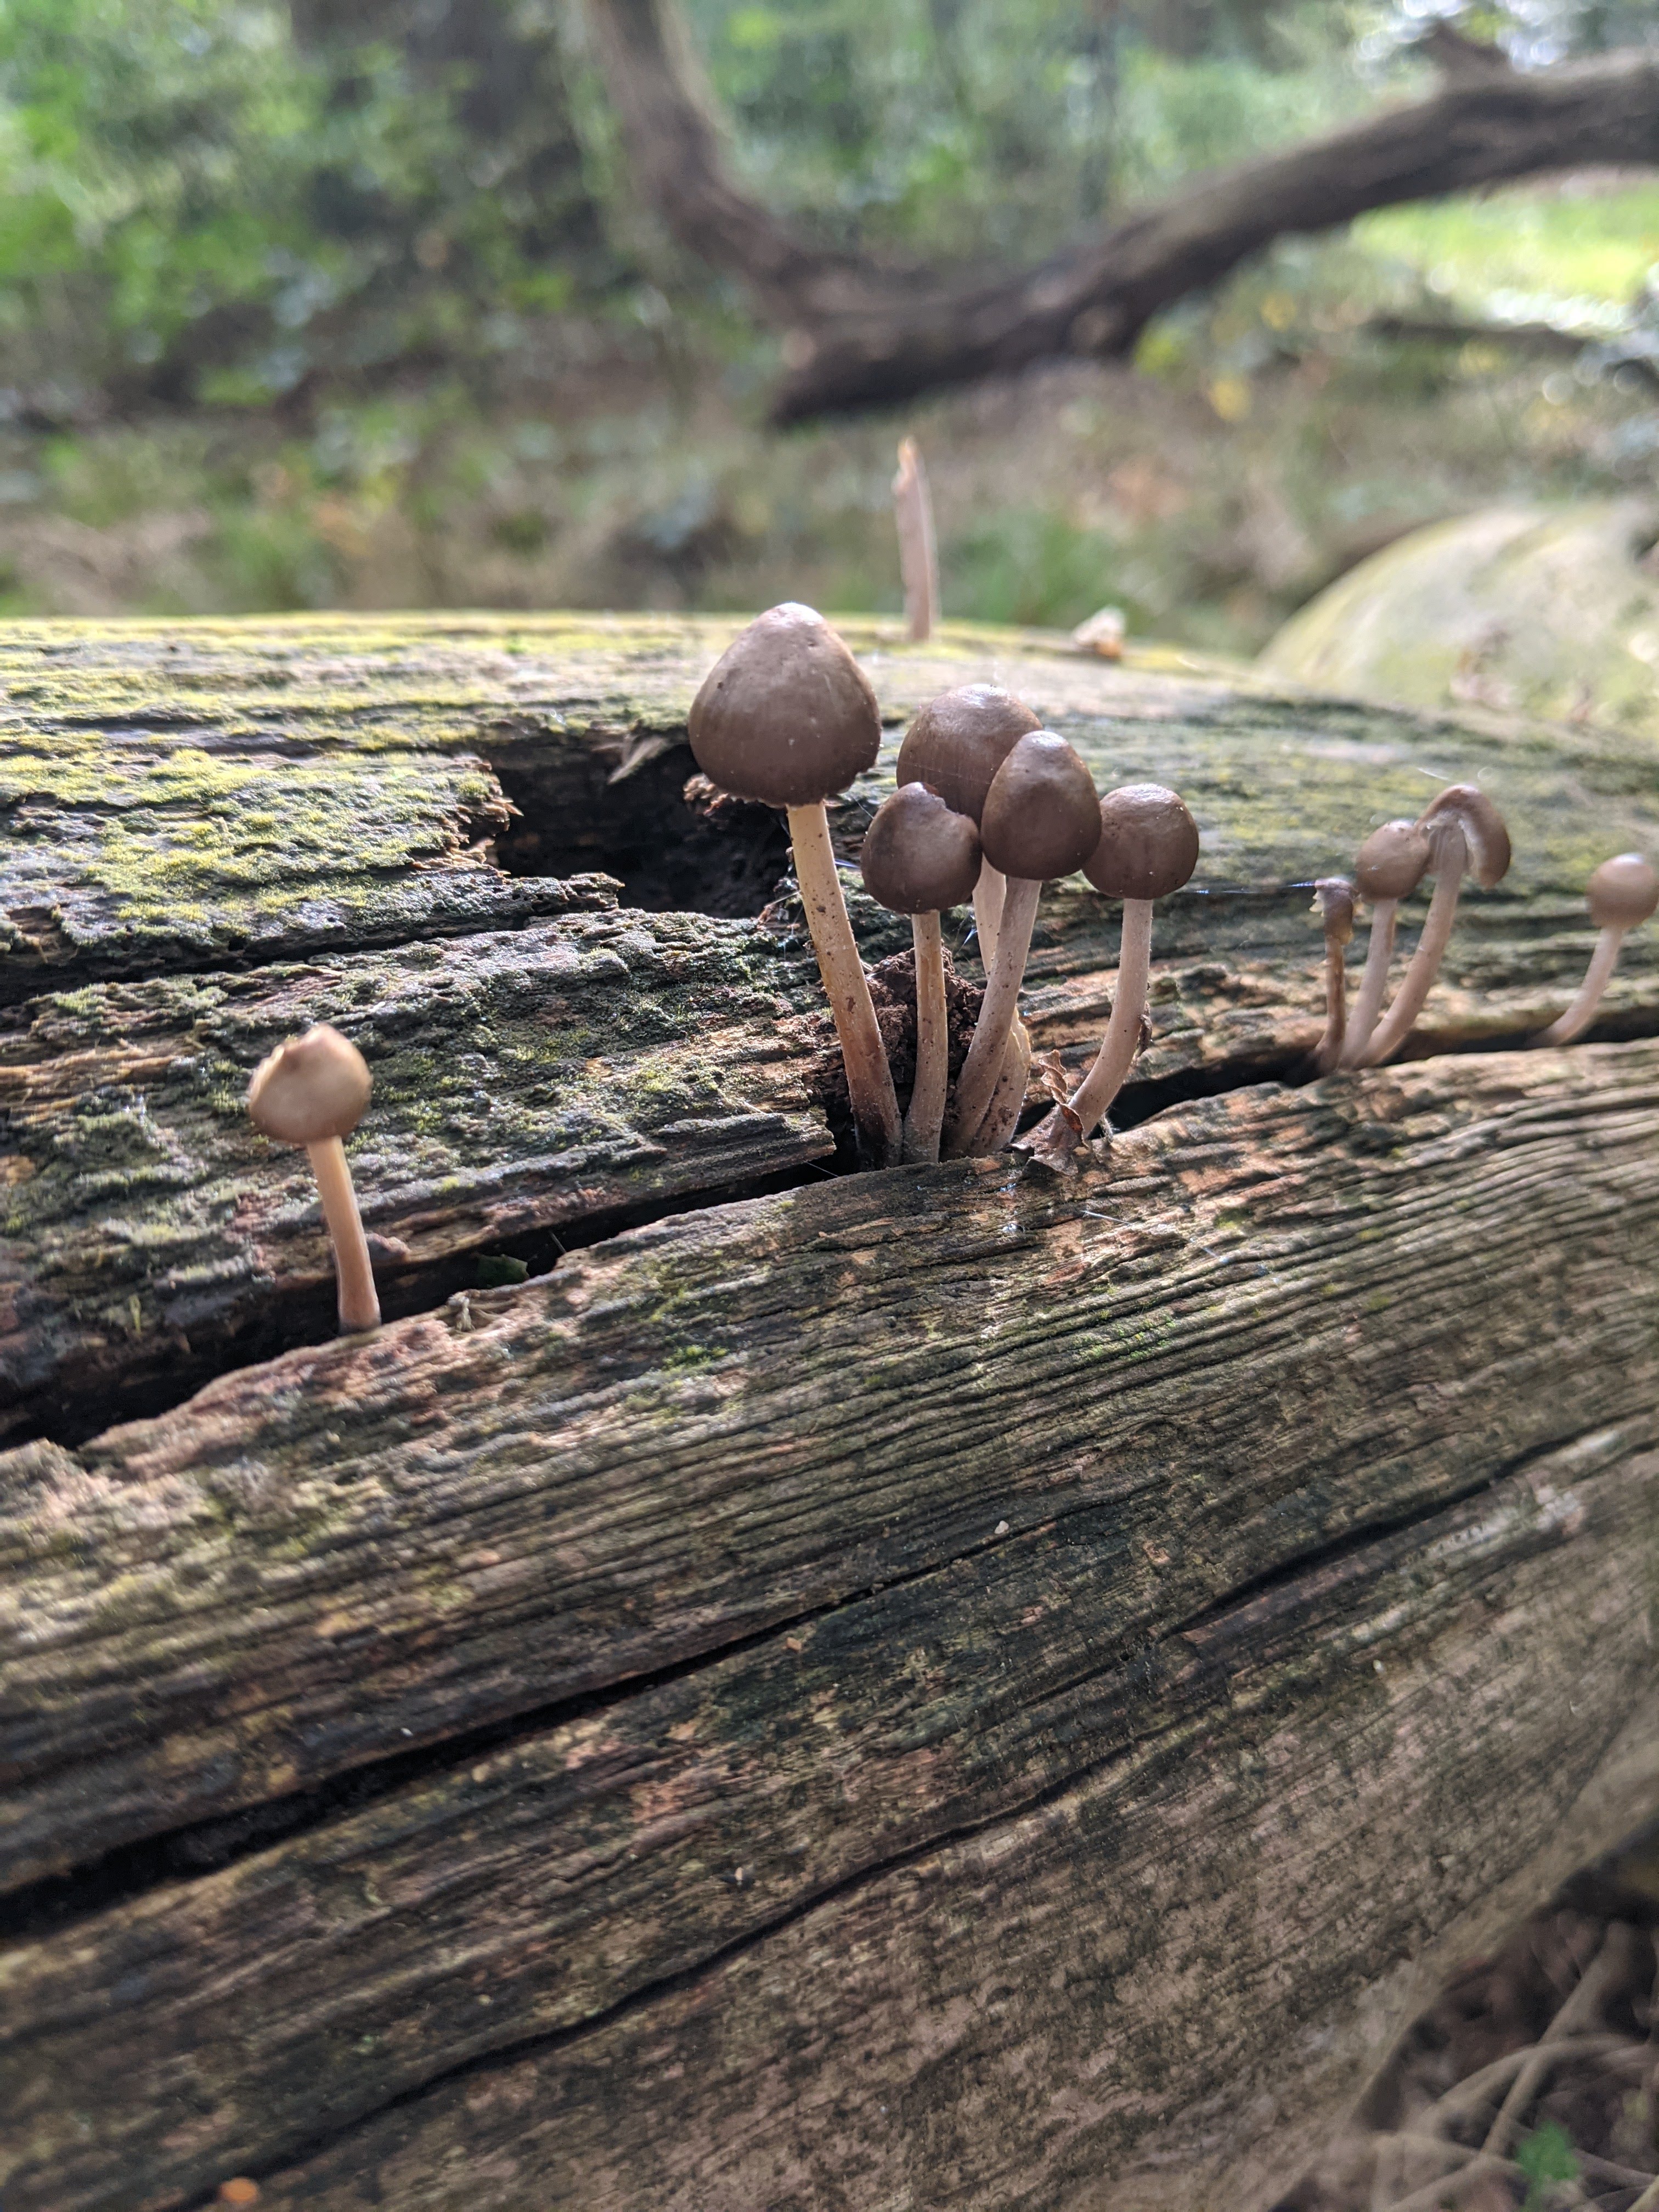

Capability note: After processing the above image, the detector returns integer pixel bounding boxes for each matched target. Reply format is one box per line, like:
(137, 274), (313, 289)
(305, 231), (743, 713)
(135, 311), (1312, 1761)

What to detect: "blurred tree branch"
(583, 0), (1659, 421)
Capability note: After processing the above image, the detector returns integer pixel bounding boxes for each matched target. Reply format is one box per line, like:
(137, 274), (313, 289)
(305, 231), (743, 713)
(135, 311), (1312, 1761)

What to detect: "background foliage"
(0, 0), (1657, 648)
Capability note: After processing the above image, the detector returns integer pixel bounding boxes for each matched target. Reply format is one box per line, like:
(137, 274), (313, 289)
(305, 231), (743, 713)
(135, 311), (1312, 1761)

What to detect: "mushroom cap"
(1587, 850), (1659, 929)
(860, 784), (982, 916)
(1354, 819), (1432, 902)
(1084, 782), (1200, 902)
(688, 602), (881, 808)
(1417, 783), (1511, 889)
(979, 731), (1102, 882)
(248, 1025), (373, 1146)
(895, 684), (1041, 823)
(1313, 877), (1356, 945)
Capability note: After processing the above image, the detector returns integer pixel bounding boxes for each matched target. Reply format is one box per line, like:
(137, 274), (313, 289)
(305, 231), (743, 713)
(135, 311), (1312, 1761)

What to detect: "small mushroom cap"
(1354, 819), (1432, 901)
(1417, 783), (1511, 889)
(248, 1025), (372, 1146)
(1084, 782), (1199, 902)
(979, 731), (1102, 883)
(688, 603), (881, 808)
(1313, 877), (1356, 945)
(860, 784), (982, 916)
(1587, 851), (1659, 929)
(895, 684), (1041, 823)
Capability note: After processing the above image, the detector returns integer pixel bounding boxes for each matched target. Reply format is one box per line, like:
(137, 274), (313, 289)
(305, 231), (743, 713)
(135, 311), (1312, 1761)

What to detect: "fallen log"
(2, 616), (1658, 2212)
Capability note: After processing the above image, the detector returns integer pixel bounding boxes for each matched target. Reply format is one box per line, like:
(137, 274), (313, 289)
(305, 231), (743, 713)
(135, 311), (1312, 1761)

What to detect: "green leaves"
(1515, 2120), (1580, 2212)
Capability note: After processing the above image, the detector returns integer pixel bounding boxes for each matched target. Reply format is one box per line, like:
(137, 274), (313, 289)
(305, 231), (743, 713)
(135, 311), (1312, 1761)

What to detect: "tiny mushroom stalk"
(1339, 820), (1433, 1068)
(1359, 783), (1511, 1068)
(896, 683), (1041, 1144)
(1310, 877), (1356, 1076)
(1531, 852), (1659, 1047)
(941, 730), (1101, 1155)
(892, 436), (939, 644)
(689, 602), (901, 1168)
(247, 1024), (381, 1334)
(859, 783), (981, 1162)
(1026, 782), (1199, 1157)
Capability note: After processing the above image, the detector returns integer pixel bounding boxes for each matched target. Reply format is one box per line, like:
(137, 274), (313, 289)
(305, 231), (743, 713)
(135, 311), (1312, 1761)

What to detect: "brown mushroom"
(247, 1025), (380, 1334)
(1025, 783), (1199, 1158)
(1339, 819), (1434, 1068)
(1310, 878), (1356, 1076)
(860, 783), (981, 1161)
(690, 603), (901, 1167)
(941, 731), (1101, 1154)
(896, 682), (1042, 1147)
(1531, 852), (1659, 1046)
(1359, 784), (1511, 1067)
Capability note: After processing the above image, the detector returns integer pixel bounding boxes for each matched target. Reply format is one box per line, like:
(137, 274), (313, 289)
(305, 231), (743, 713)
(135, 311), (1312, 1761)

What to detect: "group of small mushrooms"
(245, 601), (1658, 1338)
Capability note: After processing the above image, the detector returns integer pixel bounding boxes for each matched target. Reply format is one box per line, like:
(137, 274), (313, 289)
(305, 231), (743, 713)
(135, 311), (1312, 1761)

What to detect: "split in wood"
(689, 602), (901, 1167)
(1531, 853), (1659, 1047)
(245, 1025), (380, 1334)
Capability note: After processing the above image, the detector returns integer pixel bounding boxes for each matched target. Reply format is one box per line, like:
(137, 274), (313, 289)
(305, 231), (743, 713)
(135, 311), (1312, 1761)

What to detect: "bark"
(3, 614), (1659, 2212)
(581, 4), (1659, 419)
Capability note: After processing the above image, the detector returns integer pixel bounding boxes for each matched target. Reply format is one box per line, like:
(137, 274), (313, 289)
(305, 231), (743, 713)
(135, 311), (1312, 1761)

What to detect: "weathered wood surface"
(1, 907), (832, 1437)
(6, 613), (1658, 1442)
(3, 1039), (1659, 2210)
(3, 615), (1659, 2212)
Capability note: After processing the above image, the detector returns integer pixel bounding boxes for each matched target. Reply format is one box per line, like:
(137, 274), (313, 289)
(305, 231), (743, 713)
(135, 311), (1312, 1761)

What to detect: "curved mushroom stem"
(902, 911), (950, 1163)
(893, 437), (939, 644)
(1359, 834), (1468, 1067)
(943, 874), (1040, 1154)
(1531, 927), (1628, 1047)
(1065, 896), (1154, 1137)
(965, 857), (1030, 1153)
(787, 802), (902, 1167)
(1339, 898), (1400, 1069)
(308, 1136), (381, 1334)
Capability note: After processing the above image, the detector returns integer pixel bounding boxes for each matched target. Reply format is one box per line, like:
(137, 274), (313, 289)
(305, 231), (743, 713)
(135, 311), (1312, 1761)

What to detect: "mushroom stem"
(943, 874), (1041, 1153)
(1309, 881), (1355, 1077)
(903, 910), (950, 1163)
(788, 802), (902, 1167)
(1340, 899), (1400, 1068)
(967, 856), (1029, 1150)
(308, 1135), (381, 1333)
(1531, 927), (1627, 1047)
(1065, 896), (1154, 1137)
(1359, 837), (1467, 1066)
(893, 436), (939, 644)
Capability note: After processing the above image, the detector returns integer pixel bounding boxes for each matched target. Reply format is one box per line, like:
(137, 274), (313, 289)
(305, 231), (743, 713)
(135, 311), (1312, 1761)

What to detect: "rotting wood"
(0, 907), (832, 1439)
(4, 615), (1659, 2212)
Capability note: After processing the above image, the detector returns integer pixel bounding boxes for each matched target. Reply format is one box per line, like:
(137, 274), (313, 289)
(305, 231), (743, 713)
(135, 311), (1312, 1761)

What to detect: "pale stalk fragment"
(1310, 878), (1355, 1077)
(1064, 897), (1153, 1138)
(309, 1136), (381, 1334)
(789, 802), (902, 1167)
(1359, 841), (1467, 1066)
(967, 857), (1030, 1153)
(1340, 900), (1400, 1068)
(893, 437), (939, 644)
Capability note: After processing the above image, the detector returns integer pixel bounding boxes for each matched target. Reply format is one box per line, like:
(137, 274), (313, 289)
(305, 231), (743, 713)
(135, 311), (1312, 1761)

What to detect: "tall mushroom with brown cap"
(1359, 783), (1511, 1067)
(1339, 819), (1433, 1069)
(860, 783), (981, 1162)
(1310, 878), (1356, 1076)
(897, 682), (1043, 1144)
(941, 730), (1101, 1155)
(1025, 782), (1199, 1158)
(690, 602), (901, 1167)
(1531, 853), (1659, 1047)
(247, 1024), (380, 1334)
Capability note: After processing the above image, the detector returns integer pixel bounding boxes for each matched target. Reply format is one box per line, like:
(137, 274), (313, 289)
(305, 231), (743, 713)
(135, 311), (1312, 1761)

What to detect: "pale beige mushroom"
(247, 1025), (380, 1334)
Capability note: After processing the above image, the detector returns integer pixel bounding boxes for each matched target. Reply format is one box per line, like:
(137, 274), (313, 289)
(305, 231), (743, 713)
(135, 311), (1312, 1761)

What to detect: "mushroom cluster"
(241, 605), (1657, 1339)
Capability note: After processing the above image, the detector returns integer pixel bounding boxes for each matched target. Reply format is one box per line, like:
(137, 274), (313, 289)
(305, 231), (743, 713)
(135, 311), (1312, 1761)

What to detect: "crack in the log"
(156, 1427), (1653, 2211)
